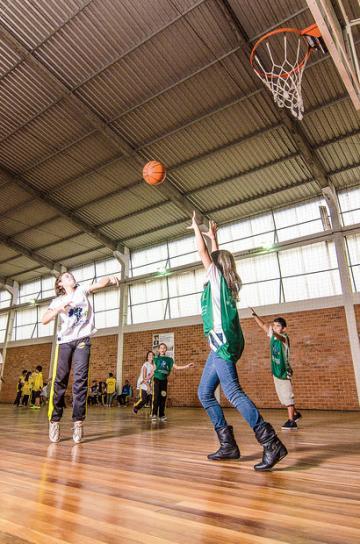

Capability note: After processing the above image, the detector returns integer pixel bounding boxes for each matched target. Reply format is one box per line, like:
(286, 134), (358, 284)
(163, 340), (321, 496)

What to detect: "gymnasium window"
(0, 314), (8, 343)
(236, 253), (281, 308)
(218, 212), (275, 253)
(339, 187), (360, 226)
(128, 277), (169, 324)
(346, 233), (360, 292)
(12, 304), (55, 341)
(130, 242), (169, 277)
(273, 198), (327, 241)
(0, 290), (11, 309)
(18, 276), (55, 304)
(278, 241), (341, 301)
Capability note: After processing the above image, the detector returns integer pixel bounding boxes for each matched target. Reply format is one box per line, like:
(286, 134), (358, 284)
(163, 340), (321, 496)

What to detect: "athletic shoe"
(49, 421), (60, 443)
(151, 415), (157, 422)
(294, 411), (302, 422)
(281, 419), (297, 430)
(133, 407), (138, 415)
(73, 421), (84, 444)
(159, 416), (167, 422)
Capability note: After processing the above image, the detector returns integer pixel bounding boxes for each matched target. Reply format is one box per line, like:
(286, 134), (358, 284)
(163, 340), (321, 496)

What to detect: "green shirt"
(270, 333), (291, 379)
(201, 265), (244, 363)
(154, 356), (174, 381)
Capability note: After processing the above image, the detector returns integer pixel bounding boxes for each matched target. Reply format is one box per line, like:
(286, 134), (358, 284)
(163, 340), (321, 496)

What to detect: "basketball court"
(0, 1), (360, 543)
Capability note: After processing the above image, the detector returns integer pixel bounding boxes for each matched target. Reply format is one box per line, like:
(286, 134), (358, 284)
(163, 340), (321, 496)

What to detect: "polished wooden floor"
(0, 405), (360, 544)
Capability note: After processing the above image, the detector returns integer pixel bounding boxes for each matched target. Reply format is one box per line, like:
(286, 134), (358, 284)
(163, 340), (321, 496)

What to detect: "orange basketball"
(142, 160), (166, 186)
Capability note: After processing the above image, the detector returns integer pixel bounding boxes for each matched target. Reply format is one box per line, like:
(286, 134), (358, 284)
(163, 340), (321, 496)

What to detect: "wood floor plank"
(0, 405), (359, 544)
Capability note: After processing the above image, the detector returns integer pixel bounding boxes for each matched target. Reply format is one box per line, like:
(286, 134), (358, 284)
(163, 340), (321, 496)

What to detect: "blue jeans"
(198, 349), (263, 431)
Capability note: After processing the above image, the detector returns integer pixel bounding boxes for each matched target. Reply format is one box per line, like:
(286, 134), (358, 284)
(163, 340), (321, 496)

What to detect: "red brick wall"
(0, 335), (118, 403)
(1, 306), (359, 409)
(0, 343), (52, 403)
(123, 306), (360, 411)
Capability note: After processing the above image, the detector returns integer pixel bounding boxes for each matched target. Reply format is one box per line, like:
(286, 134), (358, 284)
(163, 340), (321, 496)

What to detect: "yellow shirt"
(106, 377), (117, 394)
(31, 372), (43, 392)
(22, 381), (31, 395)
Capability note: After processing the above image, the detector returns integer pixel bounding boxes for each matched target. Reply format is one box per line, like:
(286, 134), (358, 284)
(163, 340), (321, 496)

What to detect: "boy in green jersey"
(151, 342), (194, 422)
(251, 311), (302, 430)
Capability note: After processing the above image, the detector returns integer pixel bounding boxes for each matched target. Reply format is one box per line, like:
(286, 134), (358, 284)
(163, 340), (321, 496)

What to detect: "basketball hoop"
(250, 25), (325, 121)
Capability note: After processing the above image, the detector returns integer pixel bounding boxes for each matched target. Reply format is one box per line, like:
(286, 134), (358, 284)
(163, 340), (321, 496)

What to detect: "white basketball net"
(252, 34), (310, 121)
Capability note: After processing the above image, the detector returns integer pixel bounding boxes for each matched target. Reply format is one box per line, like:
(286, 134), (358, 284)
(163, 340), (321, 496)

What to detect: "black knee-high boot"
(254, 422), (288, 471)
(208, 425), (240, 460)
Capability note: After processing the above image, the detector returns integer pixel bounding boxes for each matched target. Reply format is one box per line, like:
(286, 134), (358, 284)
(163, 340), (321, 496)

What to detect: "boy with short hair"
(31, 365), (43, 409)
(106, 372), (117, 407)
(251, 310), (301, 430)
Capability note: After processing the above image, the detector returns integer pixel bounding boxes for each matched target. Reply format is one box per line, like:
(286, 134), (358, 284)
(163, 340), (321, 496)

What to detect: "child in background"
(251, 310), (302, 430)
(31, 365), (43, 409)
(118, 380), (133, 406)
(133, 351), (155, 414)
(21, 372), (32, 407)
(106, 372), (117, 407)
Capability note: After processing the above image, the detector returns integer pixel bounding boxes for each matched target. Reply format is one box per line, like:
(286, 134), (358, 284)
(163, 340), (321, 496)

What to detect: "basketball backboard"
(306, 0), (360, 110)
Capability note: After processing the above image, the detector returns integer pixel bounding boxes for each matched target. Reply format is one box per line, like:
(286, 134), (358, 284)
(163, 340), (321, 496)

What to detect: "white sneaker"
(151, 415), (157, 422)
(72, 421), (84, 444)
(159, 416), (167, 422)
(49, 421), (60, 443)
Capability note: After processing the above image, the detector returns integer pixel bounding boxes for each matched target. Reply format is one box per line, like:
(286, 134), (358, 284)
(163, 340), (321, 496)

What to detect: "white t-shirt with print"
(137, 361), (154, 391)
(206, 263), (222, 333)
(48, 285), (96, 344)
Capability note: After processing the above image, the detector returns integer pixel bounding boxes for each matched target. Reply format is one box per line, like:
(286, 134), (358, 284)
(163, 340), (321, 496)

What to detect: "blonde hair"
(212, 250), (242, 300)
(55, 272), (77, 296)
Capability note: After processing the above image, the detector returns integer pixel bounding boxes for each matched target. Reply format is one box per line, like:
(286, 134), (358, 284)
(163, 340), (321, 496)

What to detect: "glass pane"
(0, 314), (8, 341)
(279, 242), (338, 275)
(236, 253), (280, 283)
(93, 288), (120, 312)
(346, 234), (360, 265)
(15, 307), (37, 326)
(19, 279), (41, 303)
(131, 300), (168, 324)
(274, 198), (325, 241)
(168, 236), (198, 267)
(339, 187), (360, 225)
(95, 309), (119, 329)
(170, 293), (201, 318)
(72, 263), (95, 283)
(168, 268), (205, 297)
(238, 279), (281, 308)
(13, 324), (36, 341)
(95, 258), (121, 278)
(218, 213), (275, 253)
(351, 265), (360, 292)
(41, 276), (55, 299)
(283, 270), (341, 301)
(0, 290), (11, 309)
(130, 278), (168, 305)
(131, 243), (168, 276)
(38, 321), (54, 337)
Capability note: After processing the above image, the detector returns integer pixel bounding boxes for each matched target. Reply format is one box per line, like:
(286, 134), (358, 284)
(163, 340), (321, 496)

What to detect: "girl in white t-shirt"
(42, 271), (119, 444)
(133, 351), (155, 414)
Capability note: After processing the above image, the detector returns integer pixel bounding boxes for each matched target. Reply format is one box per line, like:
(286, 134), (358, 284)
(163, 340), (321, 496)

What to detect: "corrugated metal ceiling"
(0, 0), (359, 282)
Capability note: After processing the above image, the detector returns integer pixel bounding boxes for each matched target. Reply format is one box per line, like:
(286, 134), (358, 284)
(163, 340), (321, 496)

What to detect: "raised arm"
(173, 363), (194, 370)
(203, 220), (219, 253)
(187, 211), (211, 270)
(250, 307), (269, 334)
(87, 275), (120, 294)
